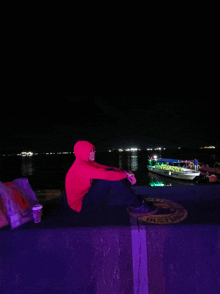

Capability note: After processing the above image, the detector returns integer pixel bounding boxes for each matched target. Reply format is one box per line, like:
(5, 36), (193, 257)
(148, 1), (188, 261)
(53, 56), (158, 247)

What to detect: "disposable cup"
(32, 204), (43, 223)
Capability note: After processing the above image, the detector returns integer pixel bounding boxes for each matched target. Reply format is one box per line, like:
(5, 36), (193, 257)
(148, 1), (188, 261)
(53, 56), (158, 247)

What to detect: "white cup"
(32, 204), (43, 223)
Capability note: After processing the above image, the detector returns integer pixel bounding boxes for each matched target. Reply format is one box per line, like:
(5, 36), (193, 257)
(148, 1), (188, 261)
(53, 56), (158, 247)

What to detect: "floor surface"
(1, 184), (220, 294)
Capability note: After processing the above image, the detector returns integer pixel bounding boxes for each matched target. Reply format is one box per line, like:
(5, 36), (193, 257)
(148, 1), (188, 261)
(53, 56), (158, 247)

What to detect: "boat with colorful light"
(147, 158), (200, 180)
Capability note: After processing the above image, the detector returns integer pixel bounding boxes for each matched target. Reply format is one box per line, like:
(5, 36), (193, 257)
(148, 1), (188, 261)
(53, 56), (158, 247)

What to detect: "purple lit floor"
(1, 184), (220, 294)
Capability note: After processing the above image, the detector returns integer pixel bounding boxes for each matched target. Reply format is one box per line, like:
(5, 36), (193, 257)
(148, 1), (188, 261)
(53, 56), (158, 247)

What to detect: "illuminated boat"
(147, 158), (200, 180)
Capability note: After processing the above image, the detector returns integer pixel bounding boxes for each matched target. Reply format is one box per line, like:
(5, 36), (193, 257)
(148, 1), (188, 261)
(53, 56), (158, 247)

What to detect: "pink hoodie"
(65, 141), (127, 212)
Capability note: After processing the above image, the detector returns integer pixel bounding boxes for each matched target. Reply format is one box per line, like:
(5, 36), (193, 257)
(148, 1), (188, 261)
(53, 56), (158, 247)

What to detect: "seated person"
(65, 140), (158, 216)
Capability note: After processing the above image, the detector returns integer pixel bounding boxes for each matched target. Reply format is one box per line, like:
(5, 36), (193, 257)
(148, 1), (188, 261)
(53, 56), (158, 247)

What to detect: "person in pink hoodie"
(65, 140), (158, 216)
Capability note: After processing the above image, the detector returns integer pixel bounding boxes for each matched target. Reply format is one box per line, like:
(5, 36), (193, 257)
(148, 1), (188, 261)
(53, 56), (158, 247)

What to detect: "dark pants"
(81, 178), (142, 213)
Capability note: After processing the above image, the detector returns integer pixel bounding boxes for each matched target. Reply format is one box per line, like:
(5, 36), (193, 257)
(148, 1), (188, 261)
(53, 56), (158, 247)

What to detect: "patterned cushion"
(0, 195), (9, 228)
(0, 178), (39, 230)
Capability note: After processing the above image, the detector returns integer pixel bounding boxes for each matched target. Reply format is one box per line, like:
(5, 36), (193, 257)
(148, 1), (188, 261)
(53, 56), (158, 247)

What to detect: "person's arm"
(107, 166), (126, 172)
(91, 161), (125, 172)
(88, 161), (136, 184)
(79, 162), (127, 181)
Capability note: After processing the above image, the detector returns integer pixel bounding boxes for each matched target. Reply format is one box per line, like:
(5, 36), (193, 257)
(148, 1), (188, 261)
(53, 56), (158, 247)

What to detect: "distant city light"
(121, 148), (141, 152)
(110, 148), (142, 152)
(21, 152), (33, 156)
(14, 151), (73, 156)
(147, 147), (166, 150)
(200, 146), (216, 149)
(2, 144), (217, 157)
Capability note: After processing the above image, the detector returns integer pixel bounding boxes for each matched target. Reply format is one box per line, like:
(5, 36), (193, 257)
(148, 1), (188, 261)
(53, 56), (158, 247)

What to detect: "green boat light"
(149, 180), (166, 187)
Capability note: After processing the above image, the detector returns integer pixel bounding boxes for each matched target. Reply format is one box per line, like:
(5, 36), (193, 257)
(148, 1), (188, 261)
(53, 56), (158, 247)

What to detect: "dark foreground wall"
(0, 226), (135, 294)
(1, 184), (220, 294)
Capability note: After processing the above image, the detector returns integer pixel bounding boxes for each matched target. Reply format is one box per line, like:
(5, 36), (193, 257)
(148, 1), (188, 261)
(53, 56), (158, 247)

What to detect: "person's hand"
(126, 172), (137, 185)
(127, 171), (134, 176)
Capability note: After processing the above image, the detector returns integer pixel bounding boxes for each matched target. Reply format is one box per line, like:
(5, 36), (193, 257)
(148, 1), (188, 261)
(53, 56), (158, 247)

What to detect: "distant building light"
(21, 151), (33, 156)
(131, 148), (138, 151)
(120, 147), (140, 152)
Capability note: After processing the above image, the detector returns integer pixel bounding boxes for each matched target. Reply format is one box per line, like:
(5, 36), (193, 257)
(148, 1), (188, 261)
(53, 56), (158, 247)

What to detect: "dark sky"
(1, 19), (219, 153)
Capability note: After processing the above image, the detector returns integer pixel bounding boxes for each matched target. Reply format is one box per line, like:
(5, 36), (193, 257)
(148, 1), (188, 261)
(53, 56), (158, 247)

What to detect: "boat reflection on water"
(148, 172), (195, 186)
(149, 179), (168, 187)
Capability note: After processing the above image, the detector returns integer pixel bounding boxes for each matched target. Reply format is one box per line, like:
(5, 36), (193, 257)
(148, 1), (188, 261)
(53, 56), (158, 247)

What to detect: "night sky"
(1, 17), (218, 153)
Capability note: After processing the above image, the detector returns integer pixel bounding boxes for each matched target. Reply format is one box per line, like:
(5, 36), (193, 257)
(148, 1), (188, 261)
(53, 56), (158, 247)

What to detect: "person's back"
(66, 159), (93, 212)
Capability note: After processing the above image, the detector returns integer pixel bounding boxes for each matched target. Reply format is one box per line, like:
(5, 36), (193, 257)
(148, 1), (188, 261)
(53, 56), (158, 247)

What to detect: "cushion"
(0, 178), (39, 230)
(0, 195), (9, 228)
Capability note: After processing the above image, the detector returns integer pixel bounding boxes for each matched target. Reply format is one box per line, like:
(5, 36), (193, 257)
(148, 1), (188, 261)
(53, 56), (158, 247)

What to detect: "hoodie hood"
(73, 140), (95, 162)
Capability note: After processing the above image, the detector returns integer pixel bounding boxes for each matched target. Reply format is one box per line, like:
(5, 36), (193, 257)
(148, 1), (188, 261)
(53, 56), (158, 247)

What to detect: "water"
(0, 149), (219, 190)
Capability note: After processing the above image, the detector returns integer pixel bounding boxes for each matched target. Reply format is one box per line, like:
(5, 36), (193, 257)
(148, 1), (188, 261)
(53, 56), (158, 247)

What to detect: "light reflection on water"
(18, 153), (140, 177)
(148, 171), (195, 186)
(20, 157), (34, 176)
(119, 152), (138, 172)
